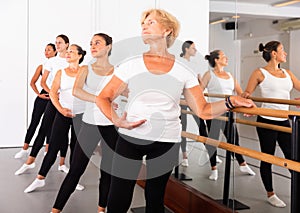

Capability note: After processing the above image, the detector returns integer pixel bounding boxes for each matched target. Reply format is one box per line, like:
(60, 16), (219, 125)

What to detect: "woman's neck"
(214, 65), (225, 73)
(183, 54), (190, 62)
(264, 61), (281, 72)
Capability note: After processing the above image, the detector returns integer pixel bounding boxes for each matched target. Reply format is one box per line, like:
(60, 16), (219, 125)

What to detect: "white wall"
(0, 0), (210, 147)
(0, 1), (28, 148)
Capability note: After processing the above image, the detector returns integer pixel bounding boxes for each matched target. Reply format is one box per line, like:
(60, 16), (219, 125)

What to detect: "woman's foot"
(268, 194), (286, 207)
(209, 169), (218, 181)
(15, 162), (36, 175)
(14, 149), (29, 159)
(58, 164), (69, 173)
(239, 164), (255, 176)
(24, 178), (45, 193)
(181, 158), (189, 167)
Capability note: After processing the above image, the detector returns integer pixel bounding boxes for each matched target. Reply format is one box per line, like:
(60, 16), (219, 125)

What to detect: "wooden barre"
(182, 131), (300, 173)
(204, 93), (300, 106)
(180, 99), (300, 119)
(181, 109), (292, 133)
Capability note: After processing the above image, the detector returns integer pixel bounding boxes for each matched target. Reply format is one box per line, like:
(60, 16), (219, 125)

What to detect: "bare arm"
(286, 69), (300, 91)
(41, 70), (51, 93)
(241, 69), (263, 98)
(234, 78), (243, 96)
(200, 71), (210, 90)
(72, 65), (97, 103)
(50, 70), (74, 118)
(96, 76), (146, 128)
(30, 65), (49, 100)
(183, 85), (255, 120)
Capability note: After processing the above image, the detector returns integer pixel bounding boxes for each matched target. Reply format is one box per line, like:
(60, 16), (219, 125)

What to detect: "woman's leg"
(52, 122), (101, 211)
(107, 136), (143, 213)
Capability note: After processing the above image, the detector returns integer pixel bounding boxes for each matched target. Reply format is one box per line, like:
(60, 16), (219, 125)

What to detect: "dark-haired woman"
(15, 35), (71, 176)
(51, 33), (119, 213)
(242, 41), (300, 207)
(14, 43), (56, 159)
(24, 44), (87, 193)
(179, 40), (208, 167)
(202, 50), (255, 181)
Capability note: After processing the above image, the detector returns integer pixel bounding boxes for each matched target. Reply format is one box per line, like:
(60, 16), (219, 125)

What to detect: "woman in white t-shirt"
(96, 9), (255, 213)
(201, 50), (255, 181)
(23, 44), (86, 193)
(51, 33), (119, 213)
(14, 43), (56, 159)
(15, 35), (70, 176)
(242, 41), (300, 208)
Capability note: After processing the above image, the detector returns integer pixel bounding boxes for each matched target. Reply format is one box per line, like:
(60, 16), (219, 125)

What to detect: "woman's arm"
(96, 75), (146, 128)
(200, 71), (210, 90)
(184, 85), (255, 120)
(241, 69), (263, 98)
(234, 79), (243, 96)
(72, 65), (97, 102)
(50, 70), (74, 118)
(30, 64), (49, 99)
(286, 69), (300, 91)
(41, 70), (51, 93)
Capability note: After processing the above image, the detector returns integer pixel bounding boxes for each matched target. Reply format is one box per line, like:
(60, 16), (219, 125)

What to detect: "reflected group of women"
(13, 7), (298, 213)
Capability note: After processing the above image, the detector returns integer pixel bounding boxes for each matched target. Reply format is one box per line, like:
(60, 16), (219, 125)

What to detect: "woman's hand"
(230, 96), (256, 117)
(38, 93), (50, 100)
(240, 92), (250, 98)
(113, 112), (146, 129)
(59, 108), (75, 118)
(112, 102), (118, 110)
(295, 97), (300, 108)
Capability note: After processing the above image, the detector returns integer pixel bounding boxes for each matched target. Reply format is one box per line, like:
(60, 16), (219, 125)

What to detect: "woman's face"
(215, 51), (228, 67)
(187, 43), (197, 57)
(55, 37), (69, 53)
(90, 35), (109, 58)
(65, 45), (80, 63)
(274, 44), (287, 63)
(141, 13), (169, 45)
(44, 45), (56, 59)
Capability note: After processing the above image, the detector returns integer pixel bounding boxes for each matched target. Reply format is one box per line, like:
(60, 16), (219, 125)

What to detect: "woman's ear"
(164, 29), (172, 37)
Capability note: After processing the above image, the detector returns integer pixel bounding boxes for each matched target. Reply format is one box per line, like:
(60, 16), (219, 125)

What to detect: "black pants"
(107, 136), (180, 213)
(206, 113), (244, 167)
(256, 116), (291, 192)
(29, 101), (57, 157)
(24, 89), (49, 144)
(180, 105), (207, 152)
(38, 112), (82, 177)
(53, 122), (119, 210)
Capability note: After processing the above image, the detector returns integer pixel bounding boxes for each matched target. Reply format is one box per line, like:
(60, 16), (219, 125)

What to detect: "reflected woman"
(242, 41), (300, 207)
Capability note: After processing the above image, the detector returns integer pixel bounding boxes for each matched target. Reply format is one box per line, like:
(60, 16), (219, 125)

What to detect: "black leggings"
(107, 136), (180, 213)
(256, 116), (291, 192)
(29, 101), (57, 157)
(38, 112), (83, 177)
(180, 105), (207, 152)
(24, 89), (49, 144)
(53, 122), (119, 210)
(206, 114), (244, 167)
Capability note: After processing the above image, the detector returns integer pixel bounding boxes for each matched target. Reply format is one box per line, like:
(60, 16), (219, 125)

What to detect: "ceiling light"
(273, 0), (300, 7)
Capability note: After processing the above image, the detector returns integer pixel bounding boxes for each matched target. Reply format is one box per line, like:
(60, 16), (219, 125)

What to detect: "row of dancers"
(13, 8), (299, 212)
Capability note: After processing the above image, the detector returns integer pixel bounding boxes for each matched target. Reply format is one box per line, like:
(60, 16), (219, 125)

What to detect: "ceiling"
(210, 0), (300, 23)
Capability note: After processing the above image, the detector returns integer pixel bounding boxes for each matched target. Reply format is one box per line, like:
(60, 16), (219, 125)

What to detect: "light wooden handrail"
(180, 99), (300, 119)
(182, 131), (300, 173)
(204, 93), (300, 106)
(181, 109), (292, 133)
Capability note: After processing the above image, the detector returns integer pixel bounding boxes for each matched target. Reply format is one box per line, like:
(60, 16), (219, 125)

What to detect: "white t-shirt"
(114, 56), (199, 143)
(43, 55), (68, 88)
(259, 68), (293, 121)
(82, 63), (113, 125)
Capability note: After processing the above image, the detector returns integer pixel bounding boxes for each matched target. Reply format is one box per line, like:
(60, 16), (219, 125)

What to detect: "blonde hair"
(141, 9), (180, 48)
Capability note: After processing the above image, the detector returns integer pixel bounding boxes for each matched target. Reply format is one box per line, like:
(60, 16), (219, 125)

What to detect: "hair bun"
(180, 52), (184, 57)
(204, 55), (210, 60)
(258, 43), (265, 52)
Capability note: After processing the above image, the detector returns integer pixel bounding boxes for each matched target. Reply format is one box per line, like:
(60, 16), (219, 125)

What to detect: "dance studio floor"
(0, 135), (292, 213)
